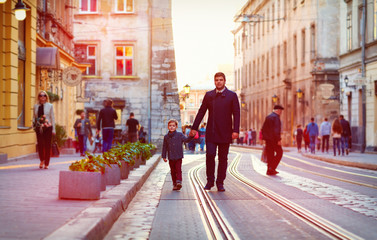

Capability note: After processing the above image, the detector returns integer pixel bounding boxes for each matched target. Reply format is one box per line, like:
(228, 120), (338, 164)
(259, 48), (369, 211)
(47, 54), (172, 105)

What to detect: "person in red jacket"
(303, 124), (310, 153)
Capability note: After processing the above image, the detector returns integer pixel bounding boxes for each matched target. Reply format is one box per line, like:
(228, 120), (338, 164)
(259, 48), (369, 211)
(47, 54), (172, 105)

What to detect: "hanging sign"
(62, 67), (82, 87)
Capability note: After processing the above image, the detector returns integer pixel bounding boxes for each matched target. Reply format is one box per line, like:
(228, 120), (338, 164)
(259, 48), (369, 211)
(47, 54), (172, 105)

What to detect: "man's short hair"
(311, 117), (314, 121)
(339, 115), (344, 119)
(106, 99), (113, 106)
(324, 118), (328, 121)
(214, 72), (226, 81)
(168, 119), (178, 127)
(130, 112), (134, 117)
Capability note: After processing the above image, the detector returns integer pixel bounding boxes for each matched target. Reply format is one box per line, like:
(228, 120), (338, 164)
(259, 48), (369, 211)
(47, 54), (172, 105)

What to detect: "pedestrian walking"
(33, 90), (55, 169)
(252, 128), (257, 145)
(126, 112), (140, 143)
(307, 117), (319, 154)
(320, 118), (331, 153)
(96, 99), (118, 152)
(303, 124), (310, 152)
(74, 111), (92, 156)
(199, 124), (206, 151)
(239, 128), (245, 145)
(295, 124), (303, 153)
(339, 115), (352, 155)
(247, 129), (252, 145)
(190, 72), (240, 192)
(138, 126), (147, 143)
(332, 118), (343, 156)
(261, 104), (284, 175)
(162, 119), (194, 191)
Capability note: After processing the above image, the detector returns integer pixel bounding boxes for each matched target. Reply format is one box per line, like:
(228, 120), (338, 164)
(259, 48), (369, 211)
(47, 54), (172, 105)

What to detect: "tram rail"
(189, 163), (239, 240)
(228, 152), (363, 240)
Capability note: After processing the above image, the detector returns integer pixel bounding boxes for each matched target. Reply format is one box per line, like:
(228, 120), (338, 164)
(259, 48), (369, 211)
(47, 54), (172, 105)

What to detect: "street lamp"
(344, 75), (356, 89)
(296, 88), (303, 100)
(183, 84), (190, 96)
(51, 22), (58, 35)
(13, 0), (29, 21)
(272, 94), (278, 103)
(0, 0), (7, 4)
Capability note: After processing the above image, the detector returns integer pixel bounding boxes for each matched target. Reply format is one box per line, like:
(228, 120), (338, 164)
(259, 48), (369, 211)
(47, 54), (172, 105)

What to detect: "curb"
(44, 154), (161, 240)
(301, 153), (377, 170)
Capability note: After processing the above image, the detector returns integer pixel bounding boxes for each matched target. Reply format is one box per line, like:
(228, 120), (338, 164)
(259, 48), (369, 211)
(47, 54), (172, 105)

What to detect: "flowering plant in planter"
(69, 153), (108, 173)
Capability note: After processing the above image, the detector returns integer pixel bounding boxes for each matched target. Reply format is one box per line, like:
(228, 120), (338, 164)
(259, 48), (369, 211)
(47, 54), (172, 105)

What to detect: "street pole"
(361, 0), (366, 152)
(148, 0), (152, 143)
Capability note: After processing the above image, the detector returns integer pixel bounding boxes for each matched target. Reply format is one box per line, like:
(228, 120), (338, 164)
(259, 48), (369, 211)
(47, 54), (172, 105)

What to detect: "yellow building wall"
(0, 0), (38, 158)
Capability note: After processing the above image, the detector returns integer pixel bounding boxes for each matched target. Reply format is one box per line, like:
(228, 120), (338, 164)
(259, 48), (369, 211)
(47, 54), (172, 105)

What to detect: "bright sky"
(172, 0), (246, 90)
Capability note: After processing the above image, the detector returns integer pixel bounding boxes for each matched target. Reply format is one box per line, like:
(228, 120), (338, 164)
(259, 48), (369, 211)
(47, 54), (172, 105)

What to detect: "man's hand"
(163, 158), (167, 162)
(96, 129), (100, 134)
(189, 130), (197, 137)
(232, 132), (239, 140)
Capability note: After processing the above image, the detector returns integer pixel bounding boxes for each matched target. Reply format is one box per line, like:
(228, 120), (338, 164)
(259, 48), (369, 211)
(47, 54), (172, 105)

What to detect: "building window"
(277, 45), (280, 75)
(310, 24), (316, 60)
(249, 62), (252, 86)
(18, 20), (26, 127)
(87, 45), (97, 75)
(253, 61), (256, 85)
(115, 45), (134, 76)
(80, 0), (98, 13)
(283, 41), (287, 69)
(347, 12), (352, 51)
(293, 34), (297, 67)
(358, 6), (363, 47)
(374, 0), (377, 40)
(116, 0), (134, 13)
(271, 48), (274, 76)
(301, 29), (305, 63)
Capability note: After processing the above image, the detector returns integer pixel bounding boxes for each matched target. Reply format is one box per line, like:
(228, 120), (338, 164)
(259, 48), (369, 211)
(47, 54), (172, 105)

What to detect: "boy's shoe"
(172, 186), (179, 191)
(176, 182), (182, 190)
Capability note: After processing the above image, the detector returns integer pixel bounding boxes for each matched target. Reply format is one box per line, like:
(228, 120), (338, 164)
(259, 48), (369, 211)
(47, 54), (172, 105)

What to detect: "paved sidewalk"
(0, 153), (160, 240)
(231, 144), (377, 170)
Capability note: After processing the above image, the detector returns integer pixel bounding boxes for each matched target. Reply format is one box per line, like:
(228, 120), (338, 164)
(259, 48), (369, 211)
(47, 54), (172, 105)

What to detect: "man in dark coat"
(261, 105), (284, 175)
(190, 72), (240, 192)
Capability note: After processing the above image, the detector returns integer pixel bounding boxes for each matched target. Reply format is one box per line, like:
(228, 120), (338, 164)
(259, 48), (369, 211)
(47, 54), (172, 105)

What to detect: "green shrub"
(55, 124), (67, 147)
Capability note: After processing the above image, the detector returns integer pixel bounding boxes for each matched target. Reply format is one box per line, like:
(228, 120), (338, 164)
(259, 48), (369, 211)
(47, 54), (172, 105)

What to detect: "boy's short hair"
(167, 119), (178, 127)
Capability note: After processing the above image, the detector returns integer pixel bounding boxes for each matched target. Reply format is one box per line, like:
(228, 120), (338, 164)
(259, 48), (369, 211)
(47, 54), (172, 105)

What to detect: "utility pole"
(361, 0), (366, 153)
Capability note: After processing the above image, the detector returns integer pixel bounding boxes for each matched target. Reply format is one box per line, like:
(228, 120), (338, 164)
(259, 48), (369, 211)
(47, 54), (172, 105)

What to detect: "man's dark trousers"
(206, 142), (230, 186)
(265, 140), (283, 172)
(322, 135), (329, 152)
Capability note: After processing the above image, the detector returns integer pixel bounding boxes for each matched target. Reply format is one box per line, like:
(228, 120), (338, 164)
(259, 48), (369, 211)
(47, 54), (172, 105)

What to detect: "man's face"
(168, 122), (177, 132)
(275, 109), (283, 116)
(214, 76), (226, 90)
(81, 112), (85, 119)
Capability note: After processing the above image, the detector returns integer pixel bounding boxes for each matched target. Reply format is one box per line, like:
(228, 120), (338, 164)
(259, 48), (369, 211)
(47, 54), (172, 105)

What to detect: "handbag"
(261, 145), (267, 163)
(51, 140), (60, 157)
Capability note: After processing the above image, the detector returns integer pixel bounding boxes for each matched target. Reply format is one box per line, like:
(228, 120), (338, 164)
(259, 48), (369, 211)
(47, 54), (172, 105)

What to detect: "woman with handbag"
(74, 111), (92, 156)
(33, 90), (56, 169)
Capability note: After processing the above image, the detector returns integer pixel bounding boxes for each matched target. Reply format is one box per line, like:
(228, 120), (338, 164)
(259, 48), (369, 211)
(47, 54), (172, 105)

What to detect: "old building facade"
(1, 0), (37, 159)
(73, 0), (180, 148)
(233, 0), (340, 145)
(339, 0), (377, 152)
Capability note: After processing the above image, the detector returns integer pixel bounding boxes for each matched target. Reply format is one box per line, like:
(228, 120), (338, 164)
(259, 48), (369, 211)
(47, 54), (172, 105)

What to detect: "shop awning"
(36, 47), (60, 69)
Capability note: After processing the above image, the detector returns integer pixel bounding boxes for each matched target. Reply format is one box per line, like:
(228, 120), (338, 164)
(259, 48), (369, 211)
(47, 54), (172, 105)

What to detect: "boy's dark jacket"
(162, 131), (193, 160)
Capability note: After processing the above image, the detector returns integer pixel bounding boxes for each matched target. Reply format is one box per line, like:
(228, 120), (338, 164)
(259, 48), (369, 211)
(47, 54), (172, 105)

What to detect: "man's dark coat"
(192, 88), (240, 143)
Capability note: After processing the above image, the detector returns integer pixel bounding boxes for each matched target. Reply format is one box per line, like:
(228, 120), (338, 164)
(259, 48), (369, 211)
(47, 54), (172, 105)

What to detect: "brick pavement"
(0, 153), (160, 240)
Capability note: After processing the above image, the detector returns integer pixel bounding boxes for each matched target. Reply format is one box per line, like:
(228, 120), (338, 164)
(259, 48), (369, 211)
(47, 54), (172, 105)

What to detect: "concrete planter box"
(105, 164), (121, 185)
(140, 156), (146, 165)
(120, 162), (130, 179)
(100, 173), (106, 191)
(133, 155), (140, 168)
(59, 171), (101, 200)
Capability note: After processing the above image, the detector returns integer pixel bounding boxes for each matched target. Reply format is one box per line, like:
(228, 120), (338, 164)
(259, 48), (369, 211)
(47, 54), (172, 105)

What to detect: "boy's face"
(168, 122), (177, 132)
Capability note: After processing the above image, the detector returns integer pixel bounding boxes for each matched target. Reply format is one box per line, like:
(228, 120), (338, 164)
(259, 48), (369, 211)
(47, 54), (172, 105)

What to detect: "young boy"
(162, 119), (193, 191)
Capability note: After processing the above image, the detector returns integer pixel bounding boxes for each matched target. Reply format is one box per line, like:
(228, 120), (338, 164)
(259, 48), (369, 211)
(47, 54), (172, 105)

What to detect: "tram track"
(188, 163), (239, 240)
(234, 147), (377, 190)
(228, 152), (364, 240)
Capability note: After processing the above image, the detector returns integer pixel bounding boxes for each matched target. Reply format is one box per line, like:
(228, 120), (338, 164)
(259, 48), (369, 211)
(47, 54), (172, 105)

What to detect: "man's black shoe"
(176, 182), (182, 190)
(204, 183), (214, 190)
(217, 185), (225, 192)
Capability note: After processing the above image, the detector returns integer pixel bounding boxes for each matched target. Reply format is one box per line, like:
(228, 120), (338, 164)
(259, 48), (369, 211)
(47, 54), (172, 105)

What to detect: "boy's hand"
(163, 158), (167, 162)
(189, 130), (197, 137)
